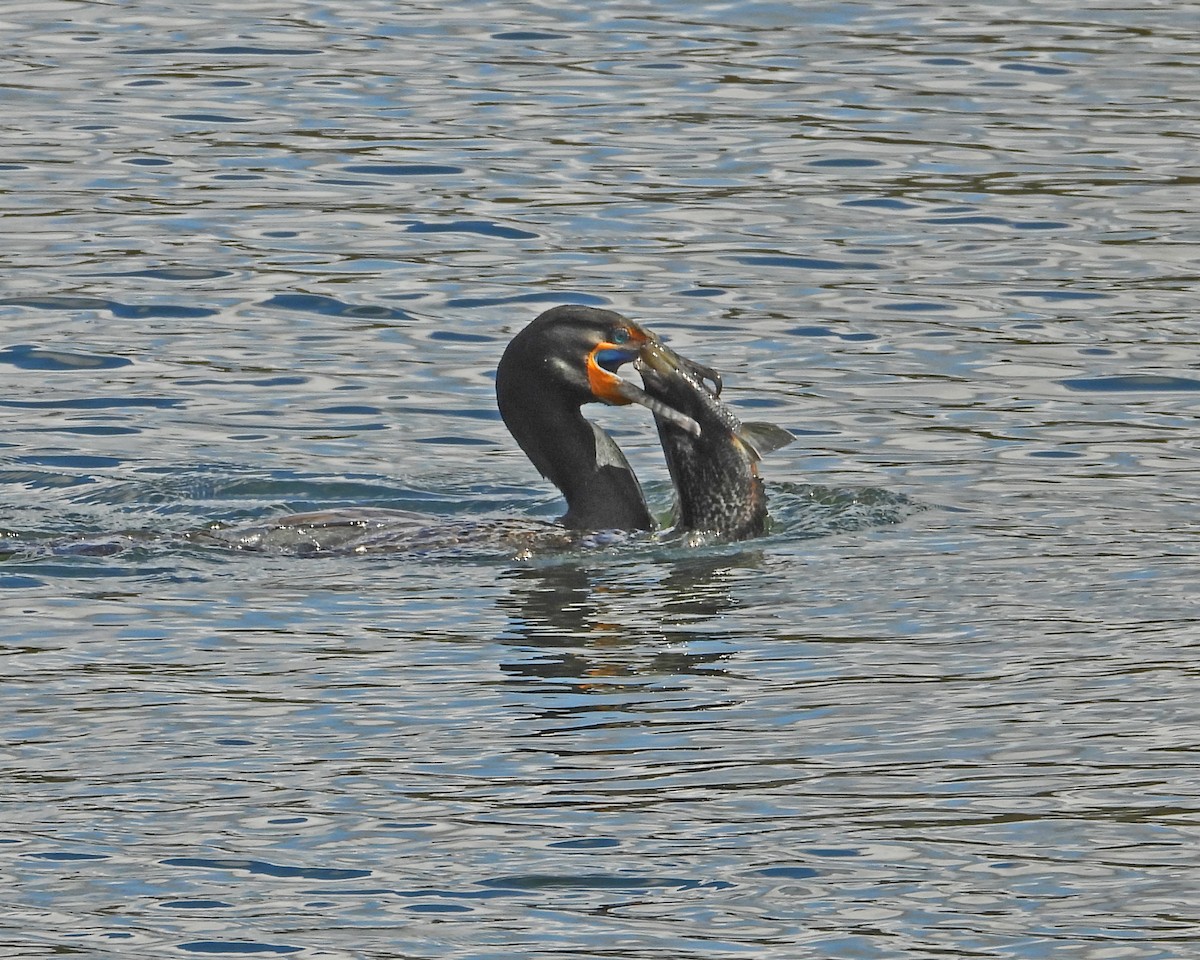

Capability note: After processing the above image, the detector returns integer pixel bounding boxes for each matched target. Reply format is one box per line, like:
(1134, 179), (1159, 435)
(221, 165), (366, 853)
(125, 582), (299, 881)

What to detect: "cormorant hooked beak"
(585, 328), (713, 438)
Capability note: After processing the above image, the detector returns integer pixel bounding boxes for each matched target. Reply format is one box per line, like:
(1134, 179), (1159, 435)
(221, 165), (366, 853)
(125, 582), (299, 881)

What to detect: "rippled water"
(3, 2), (1199, 957)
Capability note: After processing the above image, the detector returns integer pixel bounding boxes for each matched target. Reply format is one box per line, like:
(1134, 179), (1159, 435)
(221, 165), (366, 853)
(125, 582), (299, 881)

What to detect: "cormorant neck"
(499, 385), (653, 532)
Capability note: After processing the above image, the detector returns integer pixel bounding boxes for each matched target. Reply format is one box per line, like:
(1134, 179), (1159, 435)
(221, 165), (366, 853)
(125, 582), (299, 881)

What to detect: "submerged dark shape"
(495, 305), (699, 532)
(638, 342), (794, 540)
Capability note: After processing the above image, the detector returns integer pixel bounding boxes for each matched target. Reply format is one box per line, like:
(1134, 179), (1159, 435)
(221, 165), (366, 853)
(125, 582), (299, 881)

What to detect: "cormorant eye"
(610, 327), (631, 345)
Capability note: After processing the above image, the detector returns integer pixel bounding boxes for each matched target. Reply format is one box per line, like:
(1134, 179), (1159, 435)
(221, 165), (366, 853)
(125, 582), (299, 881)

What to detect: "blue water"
(3, 2), (1199, 958)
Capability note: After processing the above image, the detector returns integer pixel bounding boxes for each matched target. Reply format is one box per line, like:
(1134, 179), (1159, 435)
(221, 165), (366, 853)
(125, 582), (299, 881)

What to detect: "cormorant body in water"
(639, 340), (794, 541)
(200, 305), (705, 554)
(219, 306), (787, 552)
(16, 306), (796, 559)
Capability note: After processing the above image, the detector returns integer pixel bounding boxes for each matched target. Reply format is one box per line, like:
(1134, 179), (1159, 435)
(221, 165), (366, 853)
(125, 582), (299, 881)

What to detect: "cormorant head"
(495, 305), (728, 531)
(497, 305), (703, 434)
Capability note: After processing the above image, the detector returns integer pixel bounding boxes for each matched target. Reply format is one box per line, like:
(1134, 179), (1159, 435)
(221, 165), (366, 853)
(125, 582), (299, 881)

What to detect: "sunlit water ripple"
(2, 2), (1198, 958)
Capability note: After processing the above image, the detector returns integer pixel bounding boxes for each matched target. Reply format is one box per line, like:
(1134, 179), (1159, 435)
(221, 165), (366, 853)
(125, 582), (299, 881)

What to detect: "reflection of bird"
(496, 305), (697, 532)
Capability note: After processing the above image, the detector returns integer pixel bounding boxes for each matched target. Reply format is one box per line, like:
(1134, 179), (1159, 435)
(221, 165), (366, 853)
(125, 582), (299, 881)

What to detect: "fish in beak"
(637, 340), (794, 540)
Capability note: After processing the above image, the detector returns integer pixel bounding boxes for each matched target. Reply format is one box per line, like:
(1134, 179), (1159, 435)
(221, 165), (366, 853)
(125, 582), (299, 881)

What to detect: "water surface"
(3, 2), (1199, 958)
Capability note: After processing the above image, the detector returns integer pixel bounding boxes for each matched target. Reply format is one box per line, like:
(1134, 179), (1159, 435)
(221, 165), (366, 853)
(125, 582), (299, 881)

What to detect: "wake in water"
(768, 482), (925, 538)
(1, 474), (923, 565)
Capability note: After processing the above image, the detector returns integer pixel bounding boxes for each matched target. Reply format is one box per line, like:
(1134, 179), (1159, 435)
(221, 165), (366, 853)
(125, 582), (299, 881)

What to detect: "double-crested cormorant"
(638, 339), (794, 540)
(496, 304), (699, 532)
(195, 304), (787, 556)
(21, 305), (798, 561)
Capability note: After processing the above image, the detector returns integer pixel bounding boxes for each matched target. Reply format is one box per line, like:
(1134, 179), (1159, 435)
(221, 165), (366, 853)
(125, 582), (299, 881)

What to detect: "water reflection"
(501, 552), (764, 641)
(496, 552), (761, 685)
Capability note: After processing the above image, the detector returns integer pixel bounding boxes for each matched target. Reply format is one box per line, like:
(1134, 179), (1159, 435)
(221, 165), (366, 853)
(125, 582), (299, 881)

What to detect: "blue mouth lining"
(594, 346), (638, 373)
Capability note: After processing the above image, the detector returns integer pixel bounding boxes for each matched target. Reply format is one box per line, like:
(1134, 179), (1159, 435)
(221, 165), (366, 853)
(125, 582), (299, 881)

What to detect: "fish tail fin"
(738, 421), (796, 460)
